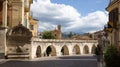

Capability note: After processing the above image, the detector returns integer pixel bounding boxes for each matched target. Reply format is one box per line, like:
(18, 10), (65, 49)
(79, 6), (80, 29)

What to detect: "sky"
(31, 0), (109, 34)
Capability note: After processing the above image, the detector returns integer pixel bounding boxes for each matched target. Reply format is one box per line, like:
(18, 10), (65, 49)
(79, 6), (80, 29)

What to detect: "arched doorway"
(83, 45), (89, 54)
(91, 45), (96, 54)
(36, 46), (41, 57)
(61, 45), (69, 55)
(46, 45), (56, 56)
(73, 45), (80, 55)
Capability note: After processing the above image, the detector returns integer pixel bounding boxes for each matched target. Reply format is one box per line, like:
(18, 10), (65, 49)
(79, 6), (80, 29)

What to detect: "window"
(109, 8), (118, 28)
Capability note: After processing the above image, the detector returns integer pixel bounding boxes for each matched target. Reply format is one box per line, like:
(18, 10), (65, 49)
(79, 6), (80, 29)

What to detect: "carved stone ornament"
(7, 24), (32, 44)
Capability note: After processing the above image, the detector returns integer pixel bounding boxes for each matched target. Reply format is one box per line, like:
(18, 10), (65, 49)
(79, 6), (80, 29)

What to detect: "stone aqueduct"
(30, 38), (98, 59)
(1, 24), (98, 59)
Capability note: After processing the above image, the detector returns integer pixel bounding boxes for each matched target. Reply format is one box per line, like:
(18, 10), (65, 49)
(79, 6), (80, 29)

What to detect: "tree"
(94, 45), (102, 62)
(42, 31), (55, 39)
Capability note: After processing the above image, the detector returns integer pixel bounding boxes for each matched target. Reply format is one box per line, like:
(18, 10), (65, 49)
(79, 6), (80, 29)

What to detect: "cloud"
(31, 0), (108, 34)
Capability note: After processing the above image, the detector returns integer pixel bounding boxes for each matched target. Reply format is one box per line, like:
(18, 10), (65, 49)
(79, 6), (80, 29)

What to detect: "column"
(89, 45), (92, 54)
(30, 39), (35, 59)
(21, 0), (24, 25)
(0, 0), (8, 59)
(2, 0), (7, 27)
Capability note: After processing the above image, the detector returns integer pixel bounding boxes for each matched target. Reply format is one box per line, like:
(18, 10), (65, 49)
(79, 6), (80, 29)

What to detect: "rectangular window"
(109, 8), (118, 28)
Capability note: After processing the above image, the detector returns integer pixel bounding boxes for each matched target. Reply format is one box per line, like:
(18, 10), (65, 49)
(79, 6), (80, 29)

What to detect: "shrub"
(94, 45), (103, 55)
(104, 45), (120, 67)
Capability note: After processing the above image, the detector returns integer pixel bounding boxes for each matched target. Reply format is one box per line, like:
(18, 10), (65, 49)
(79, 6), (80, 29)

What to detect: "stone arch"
(83, 45), (89, 54)
(73, 45), (81, 55)
(36, 46), (42, 57)
(61, 45), (69, 55)
(91, 44), (96, 54)
(46, 45), (56, 56)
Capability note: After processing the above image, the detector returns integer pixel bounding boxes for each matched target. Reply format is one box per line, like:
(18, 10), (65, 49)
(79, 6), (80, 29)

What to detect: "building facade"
(0, 0), (39, 59)
(106, 0), (120, 47)
(39, 25), (61, 39)
(51, 25), (61, 39)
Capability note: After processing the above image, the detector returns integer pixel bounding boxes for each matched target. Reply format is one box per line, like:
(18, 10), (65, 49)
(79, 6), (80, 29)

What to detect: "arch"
(46, 45), (56, 56)
(61, 45), (69, 55)
(73, 45), (81, 55)
(83, 45), (89, 54)
(91, 44), (96, 54)
(36, 46), (42, 57)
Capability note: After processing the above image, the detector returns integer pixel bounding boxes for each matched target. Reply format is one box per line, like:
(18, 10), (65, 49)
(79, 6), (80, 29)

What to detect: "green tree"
(42, 31), (55, 39)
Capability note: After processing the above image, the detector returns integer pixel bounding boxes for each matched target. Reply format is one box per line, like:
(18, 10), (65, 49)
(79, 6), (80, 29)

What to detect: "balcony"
(24, 6), (30, 12)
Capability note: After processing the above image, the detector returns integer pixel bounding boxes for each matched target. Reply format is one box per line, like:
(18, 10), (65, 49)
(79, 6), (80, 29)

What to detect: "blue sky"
(31, 0), (109, 34)
(51, 0), (109, 16)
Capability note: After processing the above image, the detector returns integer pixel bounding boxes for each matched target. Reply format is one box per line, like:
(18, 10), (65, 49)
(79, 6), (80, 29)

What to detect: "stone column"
(2, 0), (7, 27)
(80, 44), (84, 55)
(21, 0), (24, 25)
(69, 46), (73, 56)
(30, 38), (35, 59)
(0, 0), (7, 59)
(56, 48), (61, 56)
(0, 30), (6, 59)
(89, 45), (92, 54)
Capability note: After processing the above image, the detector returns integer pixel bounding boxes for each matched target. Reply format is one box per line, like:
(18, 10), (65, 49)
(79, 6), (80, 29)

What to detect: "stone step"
(8, 53), (29, 55)
(7, 53), (29, 59)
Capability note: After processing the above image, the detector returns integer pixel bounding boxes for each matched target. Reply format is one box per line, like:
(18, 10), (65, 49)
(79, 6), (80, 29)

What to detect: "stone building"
(39, 25), (61, 39)
(0, 0), (38, 59)
(51, 25), (61, 39)
(106, 0), (120, 46)
(29, 15), (38, 37)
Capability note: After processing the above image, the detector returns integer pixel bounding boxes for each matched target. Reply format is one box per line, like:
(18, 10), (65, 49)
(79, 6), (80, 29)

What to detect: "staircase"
(7, 53), (29, 59)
